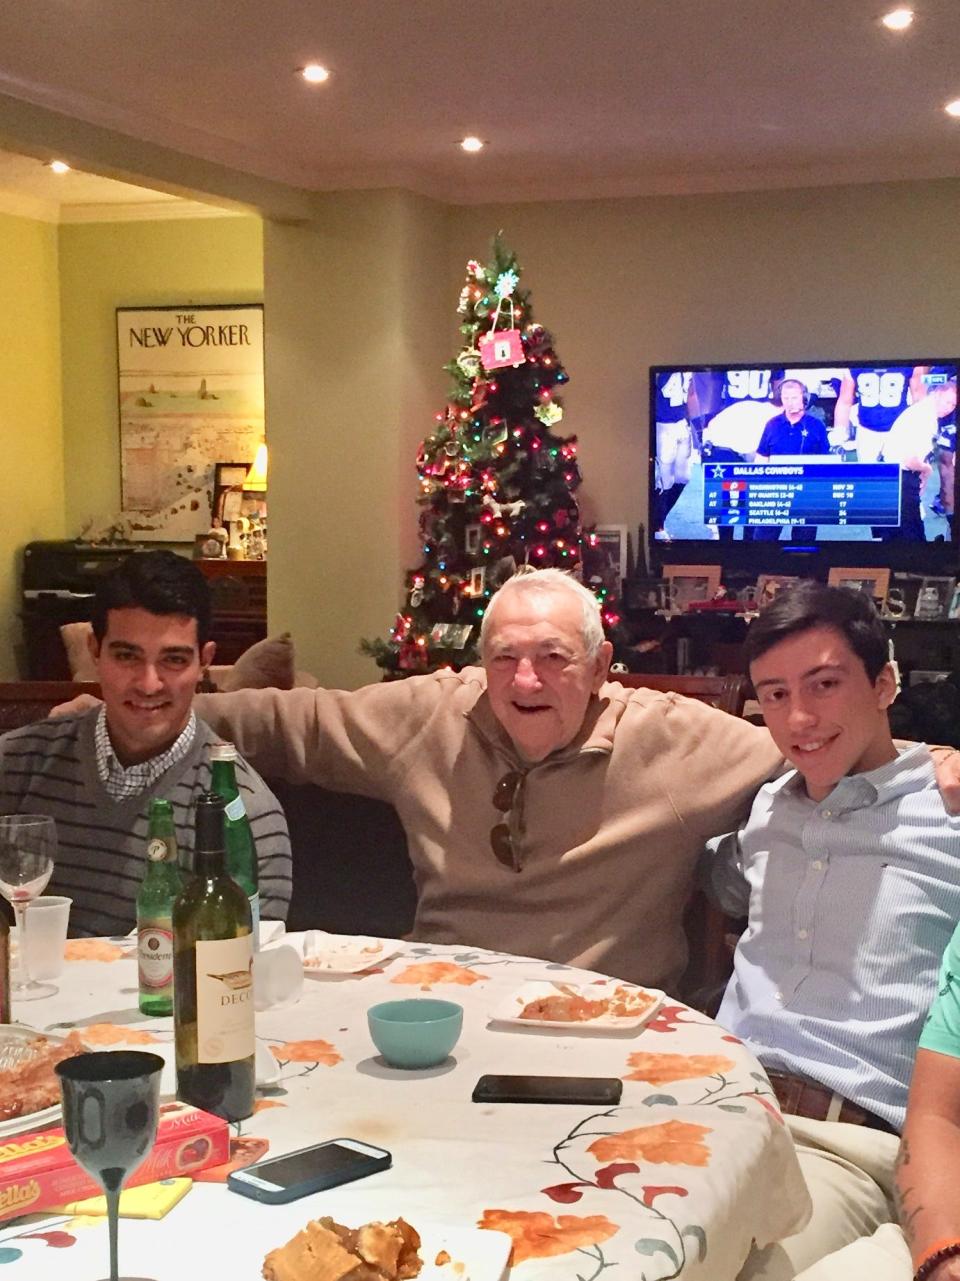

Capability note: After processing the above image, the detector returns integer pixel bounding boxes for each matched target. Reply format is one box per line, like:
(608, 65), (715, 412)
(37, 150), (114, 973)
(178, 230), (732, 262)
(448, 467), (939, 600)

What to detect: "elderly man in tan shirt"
(192, 567), (782, 988)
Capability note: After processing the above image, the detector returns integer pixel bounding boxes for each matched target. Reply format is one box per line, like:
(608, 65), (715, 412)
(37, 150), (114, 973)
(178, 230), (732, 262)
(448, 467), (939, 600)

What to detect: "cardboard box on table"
(0, 1101), (229, 1222)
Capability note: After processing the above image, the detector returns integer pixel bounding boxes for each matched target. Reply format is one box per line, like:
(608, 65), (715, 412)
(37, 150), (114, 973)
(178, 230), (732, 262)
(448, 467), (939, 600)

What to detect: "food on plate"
(519, 984), (657, 1023)
(0, 1030), (85, 1120)
(263, 1216), (422, 1281)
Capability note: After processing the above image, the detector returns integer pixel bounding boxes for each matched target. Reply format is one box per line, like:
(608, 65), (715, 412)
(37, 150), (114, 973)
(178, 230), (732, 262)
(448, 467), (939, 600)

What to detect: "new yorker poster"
(117, 304), (264, 541)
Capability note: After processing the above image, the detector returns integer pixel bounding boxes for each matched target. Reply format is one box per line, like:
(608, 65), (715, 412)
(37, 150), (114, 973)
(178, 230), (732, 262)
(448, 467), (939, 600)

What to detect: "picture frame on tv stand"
(827, 567), (890, 606)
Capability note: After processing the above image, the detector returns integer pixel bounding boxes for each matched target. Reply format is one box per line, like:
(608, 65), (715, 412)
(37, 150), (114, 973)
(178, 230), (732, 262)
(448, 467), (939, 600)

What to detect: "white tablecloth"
(0, 933), (810, 1280)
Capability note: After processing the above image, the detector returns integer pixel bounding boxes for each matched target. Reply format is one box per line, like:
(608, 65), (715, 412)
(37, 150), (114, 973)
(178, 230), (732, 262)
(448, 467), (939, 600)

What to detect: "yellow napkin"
(52, 1177), (191, 1219)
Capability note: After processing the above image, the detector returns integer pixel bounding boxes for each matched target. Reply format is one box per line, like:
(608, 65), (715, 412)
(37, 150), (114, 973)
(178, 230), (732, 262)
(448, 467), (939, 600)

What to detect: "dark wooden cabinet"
(196, 559), (267, 663)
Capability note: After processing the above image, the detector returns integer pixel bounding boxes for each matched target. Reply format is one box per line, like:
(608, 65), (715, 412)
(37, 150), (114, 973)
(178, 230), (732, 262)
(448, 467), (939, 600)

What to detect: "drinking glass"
(55, 1050), (164, 1281)
(0, 814), (56, 1000)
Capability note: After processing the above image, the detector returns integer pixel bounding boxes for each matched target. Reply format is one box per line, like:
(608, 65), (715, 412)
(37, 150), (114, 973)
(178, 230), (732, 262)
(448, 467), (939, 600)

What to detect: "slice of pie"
(262, 1216), (422, 1281)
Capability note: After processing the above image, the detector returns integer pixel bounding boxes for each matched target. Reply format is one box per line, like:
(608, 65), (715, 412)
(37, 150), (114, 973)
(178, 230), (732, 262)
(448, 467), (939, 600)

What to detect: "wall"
(58, 216), (263, 535)
(1, 211), (63, 678)
(447, 180), (960, 545)
(263, 190), (450, 688)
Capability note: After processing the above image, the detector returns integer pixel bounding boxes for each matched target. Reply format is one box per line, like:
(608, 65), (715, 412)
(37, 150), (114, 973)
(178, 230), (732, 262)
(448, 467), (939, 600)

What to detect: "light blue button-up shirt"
(709, 744), (960, 1131)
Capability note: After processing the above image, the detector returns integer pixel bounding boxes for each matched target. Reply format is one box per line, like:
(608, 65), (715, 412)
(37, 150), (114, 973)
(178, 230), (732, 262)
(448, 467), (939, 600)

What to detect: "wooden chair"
(0, 682), (100, 734)
(613, 671), (751, 1012)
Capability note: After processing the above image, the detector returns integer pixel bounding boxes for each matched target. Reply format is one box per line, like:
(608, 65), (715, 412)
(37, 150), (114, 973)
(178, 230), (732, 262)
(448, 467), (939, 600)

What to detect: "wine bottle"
(209, 742), (260, 950)
(173, 791), (255, 1122)
(136, 798), (182, 1016)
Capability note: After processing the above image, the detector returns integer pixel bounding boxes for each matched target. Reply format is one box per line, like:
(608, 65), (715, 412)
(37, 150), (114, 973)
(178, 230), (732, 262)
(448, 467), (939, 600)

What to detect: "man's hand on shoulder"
(930, 746), (960, 815)
(49, 694), (102, 718)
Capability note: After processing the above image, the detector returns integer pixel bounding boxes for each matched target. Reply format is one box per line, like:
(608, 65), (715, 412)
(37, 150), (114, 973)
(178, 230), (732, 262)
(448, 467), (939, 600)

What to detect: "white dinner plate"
(489, 979), (664, 1032)
(409, 1224), (511, 1281)
(0, 1024), (68, 1137)
(302, 930), (400, 975)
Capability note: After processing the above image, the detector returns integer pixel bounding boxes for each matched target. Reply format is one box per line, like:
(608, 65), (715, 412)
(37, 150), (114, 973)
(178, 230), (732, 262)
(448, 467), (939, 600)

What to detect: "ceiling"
(0, 147), (221, 222)
(1, 0), (960, 209)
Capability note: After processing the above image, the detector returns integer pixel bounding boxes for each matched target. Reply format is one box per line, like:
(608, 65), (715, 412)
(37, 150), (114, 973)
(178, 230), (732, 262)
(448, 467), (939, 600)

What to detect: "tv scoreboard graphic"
(704, 462), (902, 528)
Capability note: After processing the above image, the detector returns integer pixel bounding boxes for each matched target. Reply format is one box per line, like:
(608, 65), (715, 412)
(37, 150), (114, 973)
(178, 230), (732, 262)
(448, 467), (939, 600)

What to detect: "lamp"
(244, 442), (268, 492)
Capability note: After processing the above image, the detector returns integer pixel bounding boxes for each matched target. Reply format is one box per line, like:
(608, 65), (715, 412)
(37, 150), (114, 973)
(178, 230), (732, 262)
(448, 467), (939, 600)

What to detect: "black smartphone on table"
(472, 1074), (622, 1105)
(226, 1137), (392, 1204)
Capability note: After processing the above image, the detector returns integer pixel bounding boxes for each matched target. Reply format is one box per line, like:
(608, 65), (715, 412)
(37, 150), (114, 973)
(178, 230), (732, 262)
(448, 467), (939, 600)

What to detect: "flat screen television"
(649, 360), (960, 575)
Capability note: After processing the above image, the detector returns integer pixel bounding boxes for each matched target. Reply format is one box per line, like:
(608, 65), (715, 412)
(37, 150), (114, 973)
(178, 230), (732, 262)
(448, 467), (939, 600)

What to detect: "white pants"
(656, 420), (693, 489)
(794, 1225), (911, 1281)
(738, 1116), (900, 1281)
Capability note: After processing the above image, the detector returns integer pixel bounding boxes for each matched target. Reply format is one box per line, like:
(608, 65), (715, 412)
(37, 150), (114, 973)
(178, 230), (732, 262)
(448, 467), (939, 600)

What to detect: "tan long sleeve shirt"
(196, 671), (781, 987)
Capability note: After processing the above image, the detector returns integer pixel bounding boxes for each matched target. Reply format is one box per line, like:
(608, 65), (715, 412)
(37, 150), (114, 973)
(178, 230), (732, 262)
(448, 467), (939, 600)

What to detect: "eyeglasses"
(490, 770), (525, 873)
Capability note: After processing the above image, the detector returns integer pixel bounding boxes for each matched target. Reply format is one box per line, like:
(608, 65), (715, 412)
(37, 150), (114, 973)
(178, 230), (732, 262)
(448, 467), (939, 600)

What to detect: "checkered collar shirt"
(94, 706), (197, 801)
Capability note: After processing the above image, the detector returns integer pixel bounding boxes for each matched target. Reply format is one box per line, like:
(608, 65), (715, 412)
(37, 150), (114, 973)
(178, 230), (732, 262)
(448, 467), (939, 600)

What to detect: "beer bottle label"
(138, 923), (174, 989)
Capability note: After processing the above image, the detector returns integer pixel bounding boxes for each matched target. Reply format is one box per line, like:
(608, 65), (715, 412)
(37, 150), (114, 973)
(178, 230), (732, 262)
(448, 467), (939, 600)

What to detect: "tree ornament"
(457, 286), (472, 315)
(494, 269), (519, 299)
(479, 328), (525, 371)
(456, 347), (481, 379)
(467, 259), (484, 280)
(534, 401), (564, 426)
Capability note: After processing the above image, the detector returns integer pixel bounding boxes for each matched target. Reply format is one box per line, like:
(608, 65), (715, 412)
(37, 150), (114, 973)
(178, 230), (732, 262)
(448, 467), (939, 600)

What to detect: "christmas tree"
(362, 237), (620, 676)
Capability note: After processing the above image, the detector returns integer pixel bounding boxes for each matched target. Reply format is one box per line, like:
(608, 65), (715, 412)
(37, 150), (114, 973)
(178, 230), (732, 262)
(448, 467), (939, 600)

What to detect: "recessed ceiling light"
(47, 160), (71, 174)
(881, 7), (914, 30)
(460, 136), (484, 153)
(301, 63), (330, 84)
(946, 98), (960, 117)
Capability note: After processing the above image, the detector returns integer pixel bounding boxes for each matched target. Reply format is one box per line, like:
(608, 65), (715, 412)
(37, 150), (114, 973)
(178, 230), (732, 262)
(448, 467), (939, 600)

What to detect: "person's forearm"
(896, 1119), (960, 1271)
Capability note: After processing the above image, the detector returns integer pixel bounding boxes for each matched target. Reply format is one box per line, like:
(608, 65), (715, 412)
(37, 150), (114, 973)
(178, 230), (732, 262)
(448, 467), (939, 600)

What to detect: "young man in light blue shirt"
(702, 582), (960, 1281)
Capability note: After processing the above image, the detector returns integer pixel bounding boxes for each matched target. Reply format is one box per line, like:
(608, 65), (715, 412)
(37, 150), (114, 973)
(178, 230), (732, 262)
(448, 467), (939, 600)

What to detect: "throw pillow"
(218, 633), (295, 691)
(60, 621), (98, 681)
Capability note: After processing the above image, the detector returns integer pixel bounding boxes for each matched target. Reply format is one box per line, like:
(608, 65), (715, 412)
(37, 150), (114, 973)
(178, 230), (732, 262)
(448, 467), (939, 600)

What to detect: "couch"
(0, 677), (743, 1008)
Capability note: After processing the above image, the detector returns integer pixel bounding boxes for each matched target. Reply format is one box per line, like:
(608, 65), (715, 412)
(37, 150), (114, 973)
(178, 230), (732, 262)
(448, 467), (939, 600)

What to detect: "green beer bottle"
(137, 798), (182, 1016)
(209, 743), (260, 949)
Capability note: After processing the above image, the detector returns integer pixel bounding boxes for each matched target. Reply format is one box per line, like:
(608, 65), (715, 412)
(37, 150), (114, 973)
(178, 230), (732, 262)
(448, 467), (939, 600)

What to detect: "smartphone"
(226, 1138), (392, 1204)
(471, 1074), (623, 1105)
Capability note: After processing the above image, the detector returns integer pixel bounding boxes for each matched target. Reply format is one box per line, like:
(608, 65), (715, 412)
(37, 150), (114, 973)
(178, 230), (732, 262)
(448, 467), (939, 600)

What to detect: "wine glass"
(55, 1050), (164, 1281)
(0, 814), (56, 1000)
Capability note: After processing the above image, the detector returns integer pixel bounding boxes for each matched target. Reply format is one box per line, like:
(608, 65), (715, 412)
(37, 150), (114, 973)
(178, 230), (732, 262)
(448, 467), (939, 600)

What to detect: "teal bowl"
(367, 998), (463, 1069)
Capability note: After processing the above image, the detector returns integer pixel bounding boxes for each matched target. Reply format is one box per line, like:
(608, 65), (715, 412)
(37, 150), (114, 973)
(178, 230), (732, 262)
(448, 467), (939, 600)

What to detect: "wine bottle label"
(195, 935), (255, 1063)
(224, 796), (246, 821)
(138, 923), (174, 989)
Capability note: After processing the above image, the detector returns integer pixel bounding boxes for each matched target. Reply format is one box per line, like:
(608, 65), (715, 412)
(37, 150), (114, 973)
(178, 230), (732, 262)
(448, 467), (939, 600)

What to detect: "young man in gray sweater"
(0, 551), (291, 936)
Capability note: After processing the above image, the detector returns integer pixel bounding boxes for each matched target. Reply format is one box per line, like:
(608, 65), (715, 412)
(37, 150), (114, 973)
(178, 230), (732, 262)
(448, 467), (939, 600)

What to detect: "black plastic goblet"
(55, 1051), (164, 1281)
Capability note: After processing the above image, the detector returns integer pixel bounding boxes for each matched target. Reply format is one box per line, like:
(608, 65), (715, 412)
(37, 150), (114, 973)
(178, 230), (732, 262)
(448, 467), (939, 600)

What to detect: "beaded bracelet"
(915, 1240), (960, 1281)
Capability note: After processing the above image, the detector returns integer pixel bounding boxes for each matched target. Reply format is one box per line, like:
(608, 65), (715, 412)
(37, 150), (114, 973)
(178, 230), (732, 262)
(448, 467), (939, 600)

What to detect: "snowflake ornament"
(494, 269), (519, 299)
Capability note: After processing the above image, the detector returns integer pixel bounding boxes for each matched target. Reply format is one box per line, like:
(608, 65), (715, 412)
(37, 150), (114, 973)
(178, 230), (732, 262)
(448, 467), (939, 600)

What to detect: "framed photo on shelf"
(827, 567), (890, 606)
(623, 577), (669, 612)
(583, 524), (629, 595)
(662, 564), (722, 614)
(755, 574), (798, 610)
(212, 462), (250, 525)
(914, 576), (956, 620)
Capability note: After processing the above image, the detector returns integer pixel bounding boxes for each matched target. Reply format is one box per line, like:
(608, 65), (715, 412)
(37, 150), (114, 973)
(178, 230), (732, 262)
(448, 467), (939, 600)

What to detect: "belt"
(766, 1070), (897, 1134)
